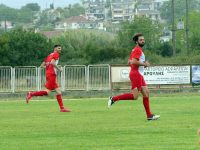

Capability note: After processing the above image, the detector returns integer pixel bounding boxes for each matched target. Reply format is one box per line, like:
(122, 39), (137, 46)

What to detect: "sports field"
(0, 95), (200, 150)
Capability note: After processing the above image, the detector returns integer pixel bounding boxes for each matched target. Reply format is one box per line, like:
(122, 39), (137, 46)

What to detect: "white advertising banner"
(111, 66), (191, 84)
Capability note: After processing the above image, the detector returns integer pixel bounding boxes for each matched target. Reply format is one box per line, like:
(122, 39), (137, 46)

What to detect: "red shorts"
(45, 74), (59, 90)
(129, 71), (146, 91)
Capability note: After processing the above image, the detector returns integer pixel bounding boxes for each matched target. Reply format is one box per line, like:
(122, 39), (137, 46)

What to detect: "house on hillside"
(81, 0), (168, 23)
(110, 0), (136, 23)
(154, 0), (169, 11)
(55, 15), (105, 30)
(136, 9), (161, 21)
(159, 28), (172, 42)
(135, 0), (161, 21)
(83, 0), (106, 21)
(0, 21), (13, 30)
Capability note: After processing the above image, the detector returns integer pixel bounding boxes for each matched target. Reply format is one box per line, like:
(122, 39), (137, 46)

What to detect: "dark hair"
(54, 44), (61, 49)
(132, 33), (143, 43)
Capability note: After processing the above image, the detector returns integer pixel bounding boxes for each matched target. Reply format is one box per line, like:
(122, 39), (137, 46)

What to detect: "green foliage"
(0, 4), (40, 25)
(36, 4), (84, 29)
(0, 3), (84, 28)
(18, 7), (32, 23)
(0, 4), (18, 22)
(0, 9), (199, 66)
(0, 28), (52, 66)
(117, 17), (161, 51)
(159, 0), (198, 23)
(190, 33), (200, 52)
(21, 3), (40, 11)
(52, 30), (121, 65)
(156, 42), (173, 57)
(156, 53), (200, 64)
(60, 4), (85, 19)
(188, 11), (200, 53)
(173, 11), (200, 55)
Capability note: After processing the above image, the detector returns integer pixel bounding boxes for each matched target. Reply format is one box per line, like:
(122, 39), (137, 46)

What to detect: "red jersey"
(129, 45), (145, 75)
(44, 52), (60, 75)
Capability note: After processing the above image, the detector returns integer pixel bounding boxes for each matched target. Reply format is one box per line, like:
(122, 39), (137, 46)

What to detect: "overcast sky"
(0, 0), (81, 9)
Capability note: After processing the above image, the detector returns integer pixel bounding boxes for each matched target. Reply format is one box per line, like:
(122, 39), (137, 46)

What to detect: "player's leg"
(26, 89), (50, 103)
(110, 88), (138, 102)
(141, 86), (160, 120)
(141, 86), (151, 118)
(108, 88), (138, 107)
(108, 71), (140, 108)
(26, 74), (54, 103)
(55, 87), (71, 112)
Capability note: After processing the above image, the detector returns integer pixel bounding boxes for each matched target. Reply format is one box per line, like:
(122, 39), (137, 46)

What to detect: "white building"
(0, 21), (13, 29)
(111, 0), (136, 22)
(55, 15), (105, 30)
(83, 0), (106, 21)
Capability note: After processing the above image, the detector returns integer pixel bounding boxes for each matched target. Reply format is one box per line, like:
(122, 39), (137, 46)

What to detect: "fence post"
(37, 67), (40, 91)
(108, 65), (111, 90)
(87, 64), (110, 91)
(86, 65), (89, 91)
(11, 67), (15, 93)
(61, 66), (65, 91)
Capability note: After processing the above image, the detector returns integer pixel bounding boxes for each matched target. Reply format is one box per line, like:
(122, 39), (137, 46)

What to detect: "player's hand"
(128, 59), (133, 64)
(144, 61), (150, 68)
(59, 68), (63, 72)
(40, 66), (46, 69)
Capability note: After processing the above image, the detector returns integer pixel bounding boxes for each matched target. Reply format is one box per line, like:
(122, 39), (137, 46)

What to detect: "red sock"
(112, 93), (134, 101)
(56, 94), (64, 109)
(32, 91), (48, 96)
(143, 97), (152, 118)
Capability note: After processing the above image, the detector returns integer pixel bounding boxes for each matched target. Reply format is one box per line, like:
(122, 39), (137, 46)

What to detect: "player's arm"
(129, 58), (150, 67)
(40, 61), (46, 69)
(50, 59), (62, 72)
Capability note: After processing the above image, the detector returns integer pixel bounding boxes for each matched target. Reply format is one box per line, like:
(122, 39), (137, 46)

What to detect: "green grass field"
(0, 95), (200, 150)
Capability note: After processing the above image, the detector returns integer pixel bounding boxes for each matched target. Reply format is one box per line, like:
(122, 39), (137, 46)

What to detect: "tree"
(62, 4), (85, 18)
(0, 28), (52, 66)
(18, 3), (40, 24)
(0, 4), (38, 25)
(159, 0), (198, 23)
(117, 17), (161, 51)
(52, 30), (122, 64)
(0, 4), (18, 22)
(188, 11), (200, 53)
(170, 11), (200, 55)
(18, 7), (32, 23)
(21, 3), (40, 12)
(157, 42), (173, 57)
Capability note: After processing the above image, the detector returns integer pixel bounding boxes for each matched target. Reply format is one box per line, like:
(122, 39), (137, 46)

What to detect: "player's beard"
(138, 43), (145, 47)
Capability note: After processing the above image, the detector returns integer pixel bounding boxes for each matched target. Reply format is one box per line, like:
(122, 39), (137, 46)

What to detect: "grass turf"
(0, 96), (200, 150)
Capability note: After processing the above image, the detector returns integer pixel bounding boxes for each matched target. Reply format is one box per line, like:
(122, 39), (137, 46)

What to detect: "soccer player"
(26, 45), (71, 112)
(108, 33), (160, 120)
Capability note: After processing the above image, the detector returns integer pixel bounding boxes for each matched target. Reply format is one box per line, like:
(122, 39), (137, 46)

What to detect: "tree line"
(1, 15), (200, 66)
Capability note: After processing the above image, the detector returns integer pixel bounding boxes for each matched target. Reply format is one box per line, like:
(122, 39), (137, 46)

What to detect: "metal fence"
(14, 66), (38, 92)
(87, 64), (111, 90)
(63, 65), (87, 90)
(0, 65), (111, 93)
(0, 66), (12, 92)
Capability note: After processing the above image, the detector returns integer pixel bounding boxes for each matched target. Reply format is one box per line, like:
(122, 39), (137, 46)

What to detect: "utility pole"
(172, 0), (176, 56)
(4, 16), (7, 32)
(185, 0), (189, 55)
